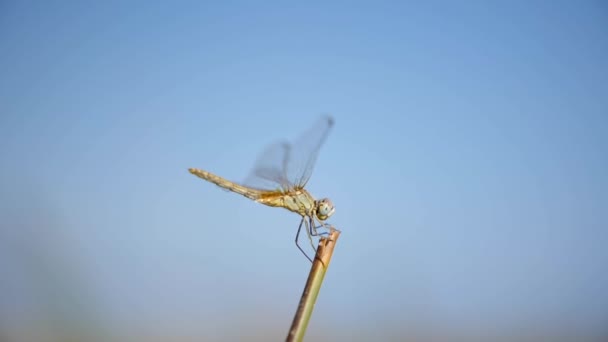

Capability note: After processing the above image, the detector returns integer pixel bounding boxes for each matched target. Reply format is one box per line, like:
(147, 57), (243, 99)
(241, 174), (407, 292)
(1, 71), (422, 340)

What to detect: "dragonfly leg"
(304, 217), (317, 253)
(310, 217), (331, 237)
(295, 217), (314, 263)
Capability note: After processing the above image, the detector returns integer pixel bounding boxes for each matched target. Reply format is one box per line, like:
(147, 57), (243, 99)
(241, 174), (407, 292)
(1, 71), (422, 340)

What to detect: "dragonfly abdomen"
(188, 168), (262, 200)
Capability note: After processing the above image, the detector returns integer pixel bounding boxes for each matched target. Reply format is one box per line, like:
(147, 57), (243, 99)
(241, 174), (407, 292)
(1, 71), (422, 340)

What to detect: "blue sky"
(1, 1), (607, 340)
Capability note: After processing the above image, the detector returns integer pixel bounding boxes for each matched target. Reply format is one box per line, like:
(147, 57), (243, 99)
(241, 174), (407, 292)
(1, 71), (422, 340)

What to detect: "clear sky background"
(1, 1), (607, 341)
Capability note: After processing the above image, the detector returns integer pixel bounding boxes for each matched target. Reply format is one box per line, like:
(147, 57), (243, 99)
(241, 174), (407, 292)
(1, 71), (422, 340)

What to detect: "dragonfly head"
(315, 198), (335, 221)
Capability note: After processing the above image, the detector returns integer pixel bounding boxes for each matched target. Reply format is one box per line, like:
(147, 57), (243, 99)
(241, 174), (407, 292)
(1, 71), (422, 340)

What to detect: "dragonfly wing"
(285, 114), (334, 188)
(243, 141), (291, 191)
(243, 115), (334, 191)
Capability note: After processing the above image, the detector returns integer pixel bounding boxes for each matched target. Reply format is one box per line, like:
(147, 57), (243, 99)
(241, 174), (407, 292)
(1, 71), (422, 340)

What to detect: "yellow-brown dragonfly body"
(188, 115), (336, 261)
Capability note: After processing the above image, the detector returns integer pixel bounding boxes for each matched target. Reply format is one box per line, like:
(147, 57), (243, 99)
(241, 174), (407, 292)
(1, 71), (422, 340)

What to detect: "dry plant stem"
(286, 228), (341, 342)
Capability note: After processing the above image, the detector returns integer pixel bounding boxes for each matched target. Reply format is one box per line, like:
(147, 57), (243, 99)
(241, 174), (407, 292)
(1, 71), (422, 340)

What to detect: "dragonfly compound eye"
(316, 198), (335, 220)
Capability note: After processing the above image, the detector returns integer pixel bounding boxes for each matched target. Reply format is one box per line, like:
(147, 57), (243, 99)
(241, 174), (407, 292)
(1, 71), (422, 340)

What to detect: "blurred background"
(1, 1), (607, 341)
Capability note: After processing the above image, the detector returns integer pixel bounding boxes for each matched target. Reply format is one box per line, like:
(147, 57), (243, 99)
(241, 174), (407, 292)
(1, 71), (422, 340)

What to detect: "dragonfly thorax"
(315, 198), (335, 221)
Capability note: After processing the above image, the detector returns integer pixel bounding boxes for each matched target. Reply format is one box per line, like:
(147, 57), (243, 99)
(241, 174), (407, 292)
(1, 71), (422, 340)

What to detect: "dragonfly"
(188, 115), (336, 262)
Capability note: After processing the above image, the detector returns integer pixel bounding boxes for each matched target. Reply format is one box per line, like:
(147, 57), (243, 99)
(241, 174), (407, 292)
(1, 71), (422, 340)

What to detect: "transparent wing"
(243, 140), (292, 191)
(243, 115), (334, 191)
(286, 114), (334, 188)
